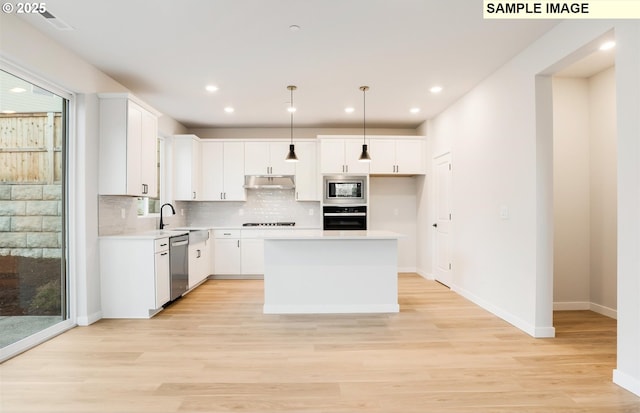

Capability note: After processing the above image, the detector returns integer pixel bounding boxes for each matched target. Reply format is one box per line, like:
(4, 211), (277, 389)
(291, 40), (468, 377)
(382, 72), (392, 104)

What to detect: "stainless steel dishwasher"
(169, 234), (189, 301)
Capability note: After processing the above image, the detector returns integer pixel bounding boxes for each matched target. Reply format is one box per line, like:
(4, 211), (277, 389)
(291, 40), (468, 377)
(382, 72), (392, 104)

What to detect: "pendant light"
(358, 85), (372, 162)
(285, 85), (299, 162)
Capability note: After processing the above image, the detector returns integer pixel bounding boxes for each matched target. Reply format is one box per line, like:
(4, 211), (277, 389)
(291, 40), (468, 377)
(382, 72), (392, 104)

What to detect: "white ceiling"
(18, 1), (560, 129)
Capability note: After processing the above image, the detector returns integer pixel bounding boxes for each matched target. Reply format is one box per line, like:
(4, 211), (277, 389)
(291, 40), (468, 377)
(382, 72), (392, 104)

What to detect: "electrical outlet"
(181, 209), (184, 216)
(309, 209), (314, 216)
(239, 209), (244, 216)
(120, 208), (126, 219)
(500, 205), (509, 220)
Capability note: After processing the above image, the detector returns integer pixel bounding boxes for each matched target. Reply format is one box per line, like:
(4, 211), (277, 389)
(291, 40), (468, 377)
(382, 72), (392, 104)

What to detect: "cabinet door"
(126, 102), (144, 196)
(294, 142), (319, 201)
(201, 141), (224, 200)
(244, 142), (271, 175)
(369, 139), (396, 174)
(241, 239), (264, 275)
(269, 142), (296, 175)
(154, 250), (170, 308)
(319, 139), (346, 174)
(173, 136), (200, 200)
(344, 138), (370, 174)
(223, 142), (246, 201)
(140, 109), (158, 197)
(213, 239), (241, 274)
(395, 139), (425, 174)
(188, 241), (208, 288)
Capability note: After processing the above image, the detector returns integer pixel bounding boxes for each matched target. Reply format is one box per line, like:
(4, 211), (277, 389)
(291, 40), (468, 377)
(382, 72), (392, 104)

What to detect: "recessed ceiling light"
(599, 41), (615, 51)
(287, 107), (297, 113)
(9, 87), (26, 93)
(345, 107), (355, 113)
(224, 107), (234, 113)
(430, 86), (443, 94)
(410, 108), (420, 114)
(2, 110), (17, 114)
(289, 25), (300, 32)
(205, 85), (219, 92)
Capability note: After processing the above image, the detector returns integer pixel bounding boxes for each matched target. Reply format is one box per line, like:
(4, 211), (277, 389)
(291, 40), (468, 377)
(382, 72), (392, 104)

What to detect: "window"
(0, 67), (73, 361)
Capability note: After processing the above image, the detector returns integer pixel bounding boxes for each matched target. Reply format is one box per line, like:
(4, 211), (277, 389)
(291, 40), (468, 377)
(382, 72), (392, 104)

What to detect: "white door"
(369, 139), (396, 174)
(433, 153), (452, 287)
(222, 142), (246, 201)
(200, 141), (224, 200)
(244, 142), (271, 175)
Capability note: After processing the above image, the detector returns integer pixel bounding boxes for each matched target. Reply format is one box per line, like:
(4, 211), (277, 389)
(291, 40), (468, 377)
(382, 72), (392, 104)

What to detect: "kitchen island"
(263, 230), (402, 314)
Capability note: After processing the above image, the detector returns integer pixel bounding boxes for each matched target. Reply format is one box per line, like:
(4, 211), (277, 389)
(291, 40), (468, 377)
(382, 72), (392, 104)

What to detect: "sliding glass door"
(0, 68), (71, 359)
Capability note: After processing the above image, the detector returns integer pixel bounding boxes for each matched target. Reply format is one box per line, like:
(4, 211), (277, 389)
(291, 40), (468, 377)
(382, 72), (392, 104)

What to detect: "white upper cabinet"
(294, 141), (319, 201)
(173, 135), (202, 200)
(201, 141), (246, 201)
(99, 94), (160, 197)
(319, 137), (370, 175)
(244, 141), (296, 176)
(370, 138), (425, 175)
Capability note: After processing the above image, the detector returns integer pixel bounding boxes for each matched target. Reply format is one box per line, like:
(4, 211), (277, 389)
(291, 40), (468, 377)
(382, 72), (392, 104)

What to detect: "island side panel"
(263, 238), (399, 314)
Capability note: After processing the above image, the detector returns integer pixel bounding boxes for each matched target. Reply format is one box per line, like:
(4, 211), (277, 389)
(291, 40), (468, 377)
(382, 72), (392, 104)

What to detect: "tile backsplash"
(98, 196), (186, 235)
(98, 190), (321, 235)
(186, 189), (321, 228)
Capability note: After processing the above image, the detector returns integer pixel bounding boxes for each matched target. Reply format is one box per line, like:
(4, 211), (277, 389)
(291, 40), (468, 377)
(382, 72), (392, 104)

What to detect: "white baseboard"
(553, 301), (590, 311)
(553, 301), (617, 319)
(415, 269), (434, 280)
(263, 303), (400, 314)
(455, 286), (555, 338)
(76, 310), (102, 326)
(398, 266), (417, 273)
(614, 369), (640, 397)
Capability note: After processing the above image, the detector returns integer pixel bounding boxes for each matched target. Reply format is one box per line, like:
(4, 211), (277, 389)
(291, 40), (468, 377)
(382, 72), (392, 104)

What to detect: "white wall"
(369, 177), (418, 272)
(552, 77), (591, 307)
(189, 127), (416, 139)
(552, 67), (617, 317)
(419, 20), (640, 396)
(588, 67), (618, 313)
(0, 13), (187, 325)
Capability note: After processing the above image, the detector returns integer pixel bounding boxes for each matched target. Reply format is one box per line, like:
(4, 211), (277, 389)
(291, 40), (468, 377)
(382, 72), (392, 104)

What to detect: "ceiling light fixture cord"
(359, 85), (371, 162)
(285, 85), (299, 162)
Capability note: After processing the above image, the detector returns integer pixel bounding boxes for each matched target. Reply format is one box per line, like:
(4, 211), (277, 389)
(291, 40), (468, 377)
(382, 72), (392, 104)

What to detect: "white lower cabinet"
(213, 230), (241, 275)
(100, 237), (170, 318)
(188, 230), (212, 289)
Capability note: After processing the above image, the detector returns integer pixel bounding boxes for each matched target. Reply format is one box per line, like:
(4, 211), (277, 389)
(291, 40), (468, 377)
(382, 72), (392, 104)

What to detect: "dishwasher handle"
(171, 240), (189, 247)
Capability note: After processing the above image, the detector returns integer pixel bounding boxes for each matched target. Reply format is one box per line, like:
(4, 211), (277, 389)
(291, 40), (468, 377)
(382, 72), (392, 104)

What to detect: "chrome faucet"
(159, 203), (176, 229)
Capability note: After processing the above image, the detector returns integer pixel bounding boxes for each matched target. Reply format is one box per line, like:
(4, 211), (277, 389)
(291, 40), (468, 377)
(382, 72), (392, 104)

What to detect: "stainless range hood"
(243, 175), (295, 189)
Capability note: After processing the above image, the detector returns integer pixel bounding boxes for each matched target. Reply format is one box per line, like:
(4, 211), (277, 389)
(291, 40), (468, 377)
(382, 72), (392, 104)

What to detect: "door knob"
(432, 223), (438, 228)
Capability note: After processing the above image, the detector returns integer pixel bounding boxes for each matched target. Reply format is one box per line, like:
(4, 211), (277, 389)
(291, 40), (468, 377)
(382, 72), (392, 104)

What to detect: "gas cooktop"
(242, 222), (296, 227)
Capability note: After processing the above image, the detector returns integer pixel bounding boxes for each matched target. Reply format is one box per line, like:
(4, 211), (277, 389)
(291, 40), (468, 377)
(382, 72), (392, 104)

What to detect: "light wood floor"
(1, 273), (639, 413)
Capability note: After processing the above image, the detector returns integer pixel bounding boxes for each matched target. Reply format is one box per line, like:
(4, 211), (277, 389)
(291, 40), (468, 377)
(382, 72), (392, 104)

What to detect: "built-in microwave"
(323, 175), (367, 204)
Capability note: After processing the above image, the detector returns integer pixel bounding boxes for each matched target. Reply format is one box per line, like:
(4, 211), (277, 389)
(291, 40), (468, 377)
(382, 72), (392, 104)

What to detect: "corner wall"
(418, 20), (640, 396)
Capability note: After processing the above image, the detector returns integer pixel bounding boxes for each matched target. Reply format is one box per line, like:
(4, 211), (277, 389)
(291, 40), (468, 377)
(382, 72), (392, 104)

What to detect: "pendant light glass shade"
(358, 85), (371, 162)
(285, 85), (299, 162)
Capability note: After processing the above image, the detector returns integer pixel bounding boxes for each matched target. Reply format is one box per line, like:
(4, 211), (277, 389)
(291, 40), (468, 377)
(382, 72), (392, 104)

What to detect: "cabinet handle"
(160, 243), (167, 247)
(237, 240), (240, 248)
(345, 165), (348, 173)
(196, 249), (201, 258)
(192, 191), (196, 200)
(161, 252), (168, 256)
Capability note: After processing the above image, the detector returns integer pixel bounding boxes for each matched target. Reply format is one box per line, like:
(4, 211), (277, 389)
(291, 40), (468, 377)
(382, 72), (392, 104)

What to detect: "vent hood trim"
(243, 175), (296, 189)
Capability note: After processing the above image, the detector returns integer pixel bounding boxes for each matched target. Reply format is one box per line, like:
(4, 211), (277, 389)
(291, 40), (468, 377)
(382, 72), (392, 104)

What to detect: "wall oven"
(323, 205), (367, 230)
(323, 175), (367, 205)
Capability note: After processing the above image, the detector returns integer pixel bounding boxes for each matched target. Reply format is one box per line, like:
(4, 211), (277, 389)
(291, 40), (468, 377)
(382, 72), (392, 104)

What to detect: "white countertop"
(263, 230), (403, 240)
(99, 229), (188, 240)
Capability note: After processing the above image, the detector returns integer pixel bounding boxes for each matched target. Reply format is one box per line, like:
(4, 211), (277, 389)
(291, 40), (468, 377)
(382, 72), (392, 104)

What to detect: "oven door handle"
(323, 212), (367, 217)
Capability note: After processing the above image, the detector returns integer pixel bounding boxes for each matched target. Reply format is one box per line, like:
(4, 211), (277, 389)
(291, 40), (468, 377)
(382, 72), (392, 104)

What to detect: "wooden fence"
(0, 113), (63, 184)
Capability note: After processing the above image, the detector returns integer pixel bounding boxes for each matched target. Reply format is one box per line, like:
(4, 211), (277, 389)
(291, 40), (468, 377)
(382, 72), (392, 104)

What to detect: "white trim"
(416, 269), (434, 280)
(398, 266), (416, 273)
(553, 301), (590, 311)
(0, 319), (75, 362)
(76, 311), (102, 326)
(553, 301), (617, 319)
(454, 285), (556, 338)
(613, 369), (640, 397)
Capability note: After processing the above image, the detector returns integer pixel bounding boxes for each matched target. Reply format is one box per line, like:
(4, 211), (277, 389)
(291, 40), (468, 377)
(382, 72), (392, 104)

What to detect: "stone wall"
(0, 184), (62, 258)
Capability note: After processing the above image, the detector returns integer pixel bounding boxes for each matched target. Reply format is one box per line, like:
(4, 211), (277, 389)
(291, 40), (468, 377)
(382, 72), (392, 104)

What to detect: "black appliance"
(323, 206), (367, 230)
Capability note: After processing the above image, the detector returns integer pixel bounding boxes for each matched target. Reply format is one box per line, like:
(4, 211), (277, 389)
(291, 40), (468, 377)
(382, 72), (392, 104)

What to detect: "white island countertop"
(263, 230), (403, 240)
